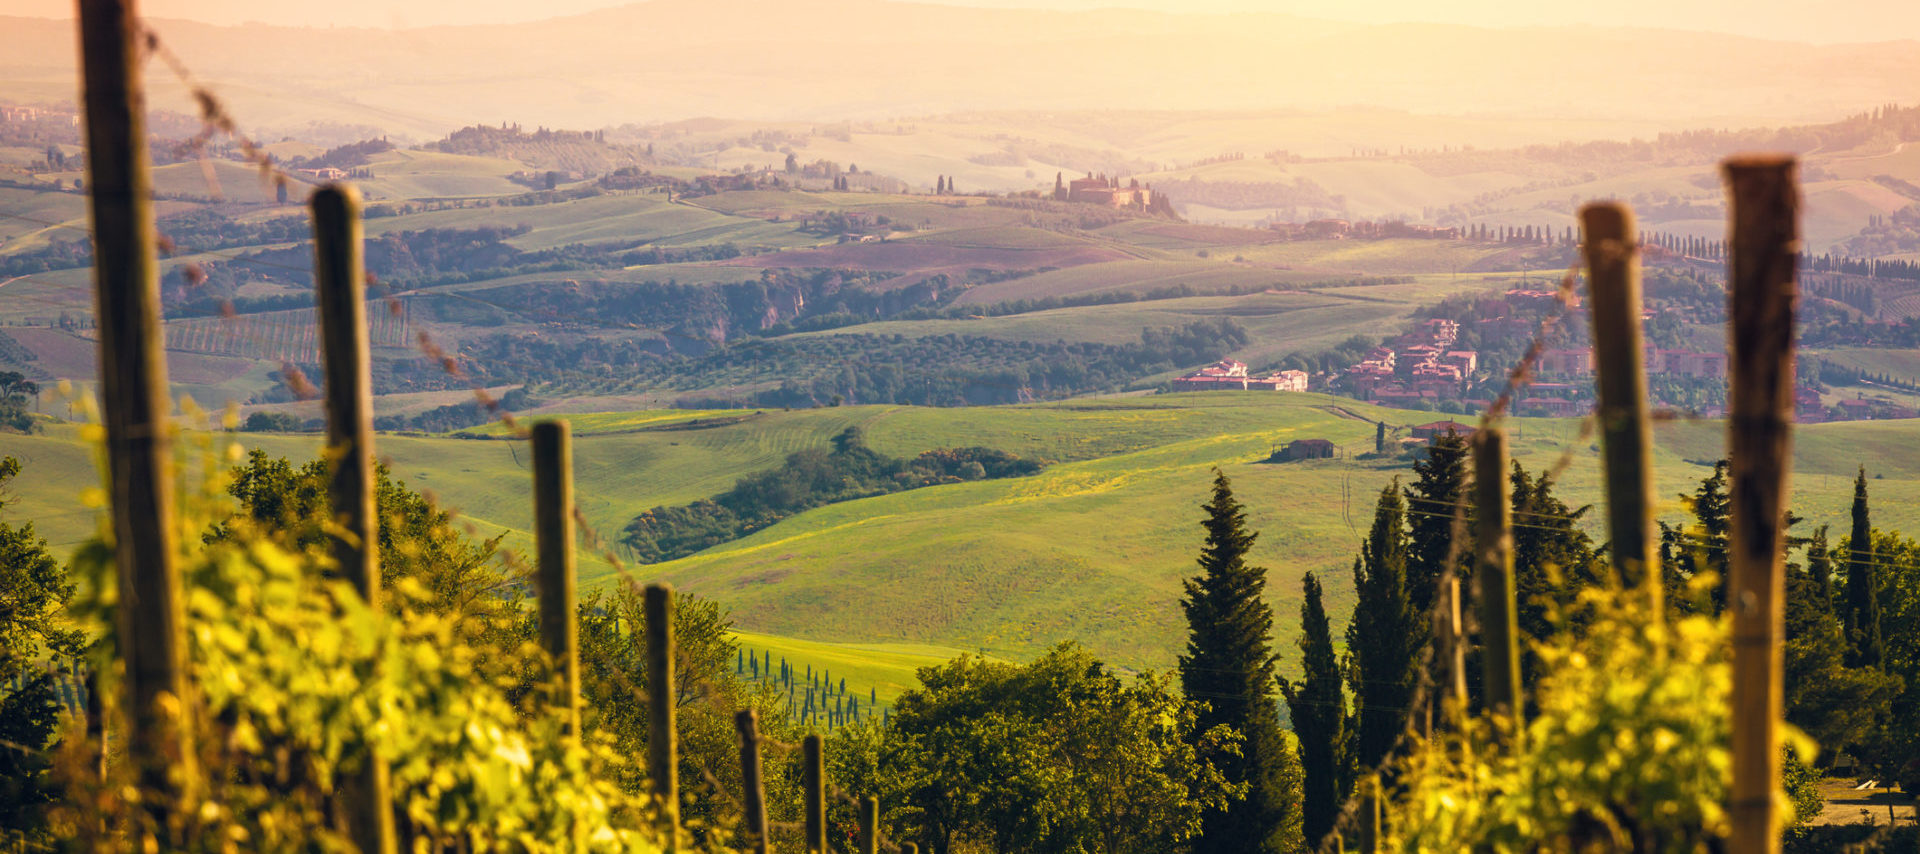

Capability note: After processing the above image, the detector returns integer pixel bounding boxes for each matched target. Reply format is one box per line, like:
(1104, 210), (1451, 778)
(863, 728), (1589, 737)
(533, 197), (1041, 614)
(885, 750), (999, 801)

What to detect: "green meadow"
(8, 392), (1917, 683)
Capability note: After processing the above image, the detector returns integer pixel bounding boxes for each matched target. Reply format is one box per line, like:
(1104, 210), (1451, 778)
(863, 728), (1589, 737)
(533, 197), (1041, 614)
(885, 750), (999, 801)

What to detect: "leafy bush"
(240, 411), (306, 433)
(1378, 582), (1815, 852)
(38, 429), (677, 850)
(861, 643), (1237, 854)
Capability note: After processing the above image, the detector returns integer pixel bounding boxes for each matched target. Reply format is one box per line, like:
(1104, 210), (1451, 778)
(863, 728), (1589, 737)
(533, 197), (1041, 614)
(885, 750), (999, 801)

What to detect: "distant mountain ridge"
(2, 0), (1916, 140)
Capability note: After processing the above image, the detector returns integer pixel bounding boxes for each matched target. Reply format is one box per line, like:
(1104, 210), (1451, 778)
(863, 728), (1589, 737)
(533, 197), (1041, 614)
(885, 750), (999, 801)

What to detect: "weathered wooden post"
(532, 421), (580, 733)
(1472, 428), (1521, 741)
(1723, 155), (1798, 854)
(804, 734), (826, 853)
(734, 710), (770, 854)
(1358, 776), (1381, 854)
(77, 0), (194, 821)
(313, 184), (379, 603)
(312, 183), (396, 853)
(1435, 575), (1467, 724)
(859, 795), (879, 854)
(645, 583), (680, 842)
(1581, 202), (1660, 612)
(85, 666), (106, 786)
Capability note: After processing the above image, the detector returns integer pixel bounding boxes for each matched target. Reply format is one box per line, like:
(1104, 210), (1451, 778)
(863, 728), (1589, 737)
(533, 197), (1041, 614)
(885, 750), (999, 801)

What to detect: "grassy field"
(10, 392), (1919, 683)
(796, 290), (1405, 365)
(729, 630), (982, 706)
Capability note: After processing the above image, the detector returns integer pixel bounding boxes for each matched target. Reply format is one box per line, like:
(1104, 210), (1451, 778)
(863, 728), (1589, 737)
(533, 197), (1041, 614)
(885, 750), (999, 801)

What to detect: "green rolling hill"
(6, 392), (1915, 683)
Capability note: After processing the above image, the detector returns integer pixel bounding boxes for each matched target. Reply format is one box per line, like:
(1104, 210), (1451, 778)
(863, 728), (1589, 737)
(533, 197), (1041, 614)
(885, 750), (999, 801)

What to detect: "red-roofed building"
(1412, 420), (1477, 442)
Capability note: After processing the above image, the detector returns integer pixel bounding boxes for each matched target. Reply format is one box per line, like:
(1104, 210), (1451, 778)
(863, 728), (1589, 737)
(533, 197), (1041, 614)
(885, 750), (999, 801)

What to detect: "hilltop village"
(1052, 172), (1180, 217)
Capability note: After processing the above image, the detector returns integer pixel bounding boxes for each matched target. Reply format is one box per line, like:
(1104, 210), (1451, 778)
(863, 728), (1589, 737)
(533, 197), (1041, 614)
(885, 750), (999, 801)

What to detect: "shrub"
(1378, 582), (1816, 852)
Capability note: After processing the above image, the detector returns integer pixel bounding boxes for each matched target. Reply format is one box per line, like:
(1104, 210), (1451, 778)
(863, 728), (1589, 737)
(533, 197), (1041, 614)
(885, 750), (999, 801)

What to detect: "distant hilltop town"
(1053, 172), (1179, 218)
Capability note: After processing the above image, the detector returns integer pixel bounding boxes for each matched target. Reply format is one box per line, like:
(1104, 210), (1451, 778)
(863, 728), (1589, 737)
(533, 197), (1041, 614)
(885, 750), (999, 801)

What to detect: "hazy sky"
(5, 0), (1919, 43)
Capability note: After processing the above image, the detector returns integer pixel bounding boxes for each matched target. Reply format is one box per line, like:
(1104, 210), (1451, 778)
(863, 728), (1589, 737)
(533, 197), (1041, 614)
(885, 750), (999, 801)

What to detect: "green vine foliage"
(46, 418), (674, 851)
(1378, 580), (1816, 853)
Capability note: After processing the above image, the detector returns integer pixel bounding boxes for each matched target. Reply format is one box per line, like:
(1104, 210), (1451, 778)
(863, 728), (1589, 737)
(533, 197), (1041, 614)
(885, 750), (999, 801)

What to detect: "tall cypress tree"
(1843, 467), (1884, 669)
(1347, 483), (1421, 771)
(1280, 571), (1349, 849)
(1180, 470), (1303, 854)
(1405, 431), (1470, 618)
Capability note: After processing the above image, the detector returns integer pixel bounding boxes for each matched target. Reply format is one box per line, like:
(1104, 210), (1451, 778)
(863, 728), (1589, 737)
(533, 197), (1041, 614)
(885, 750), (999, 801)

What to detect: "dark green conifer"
(1347, 483), (1420, 771)
(1843, 467), (1884, 669)
(1507, 462), (1598, 686)
(1405, 430), (1469, 618)
(1279, 571), (1349, 849)
(1179, 470), (1304, 853)
(1787, 523), (1898, 751)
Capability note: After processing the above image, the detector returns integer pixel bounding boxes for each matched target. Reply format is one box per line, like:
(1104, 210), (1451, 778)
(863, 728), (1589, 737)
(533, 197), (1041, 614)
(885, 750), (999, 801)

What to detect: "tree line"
(623, 427), (1042, 564)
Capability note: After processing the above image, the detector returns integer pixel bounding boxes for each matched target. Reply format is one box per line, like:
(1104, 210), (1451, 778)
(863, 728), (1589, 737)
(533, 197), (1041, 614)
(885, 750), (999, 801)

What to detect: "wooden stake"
(645, 583), (680, 842)
(1358, 776), (1380, 854)
(1723, 154), (1798, 854)
(313, 184), (378, 604)
(1581, 202), (1661, 611)
(77, 0), (194, 819)
(532, 421), (580, 733)
(804, 734), (826, 853)
(734, 710), (769, 854)
(1473, 428), (1521, 741)
(85, 666), (106, 785)
(859, 794), (879, 854)
(312, 183), (396, 854)
(1438, 575), (1467, 722)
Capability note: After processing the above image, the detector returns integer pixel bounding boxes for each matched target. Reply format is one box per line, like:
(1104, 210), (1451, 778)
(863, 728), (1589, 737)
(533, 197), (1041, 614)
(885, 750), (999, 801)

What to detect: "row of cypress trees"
(735, 647), (880, 729)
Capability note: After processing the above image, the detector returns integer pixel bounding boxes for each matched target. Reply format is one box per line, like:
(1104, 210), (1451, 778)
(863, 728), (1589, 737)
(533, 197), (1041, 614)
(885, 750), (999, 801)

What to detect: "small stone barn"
(1274, 438), (1337, 461)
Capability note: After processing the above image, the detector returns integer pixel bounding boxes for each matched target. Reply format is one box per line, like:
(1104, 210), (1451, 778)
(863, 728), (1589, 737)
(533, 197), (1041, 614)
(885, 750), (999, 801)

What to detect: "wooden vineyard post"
(1358, 776), (1381, 854)
(859, 795), (879, 854)
(1723, 155), (1799, 854)
(1581, 202), (1661, 611)
(85, 667), (106, 785)
(312, 184), (397, 853)
(646, 583), (680, 843)
(532, 421), (580, 734)
(804, 734), (826, 853)
(77, 0), (194, 820)
(1472, 428), (1521, 742)
(734, 710), (770, 854)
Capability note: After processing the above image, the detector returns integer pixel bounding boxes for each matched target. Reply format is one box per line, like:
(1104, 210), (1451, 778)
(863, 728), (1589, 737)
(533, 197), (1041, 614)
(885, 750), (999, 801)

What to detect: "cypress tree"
(1405, 430), (1470, 618)
(1375, 421), (1386, 454)
(1279, 571), (1349, 849)
(1179, 470), (1304, 853)
(1348, 483), (1421, 771)
(1843, 467), (1884, 669)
